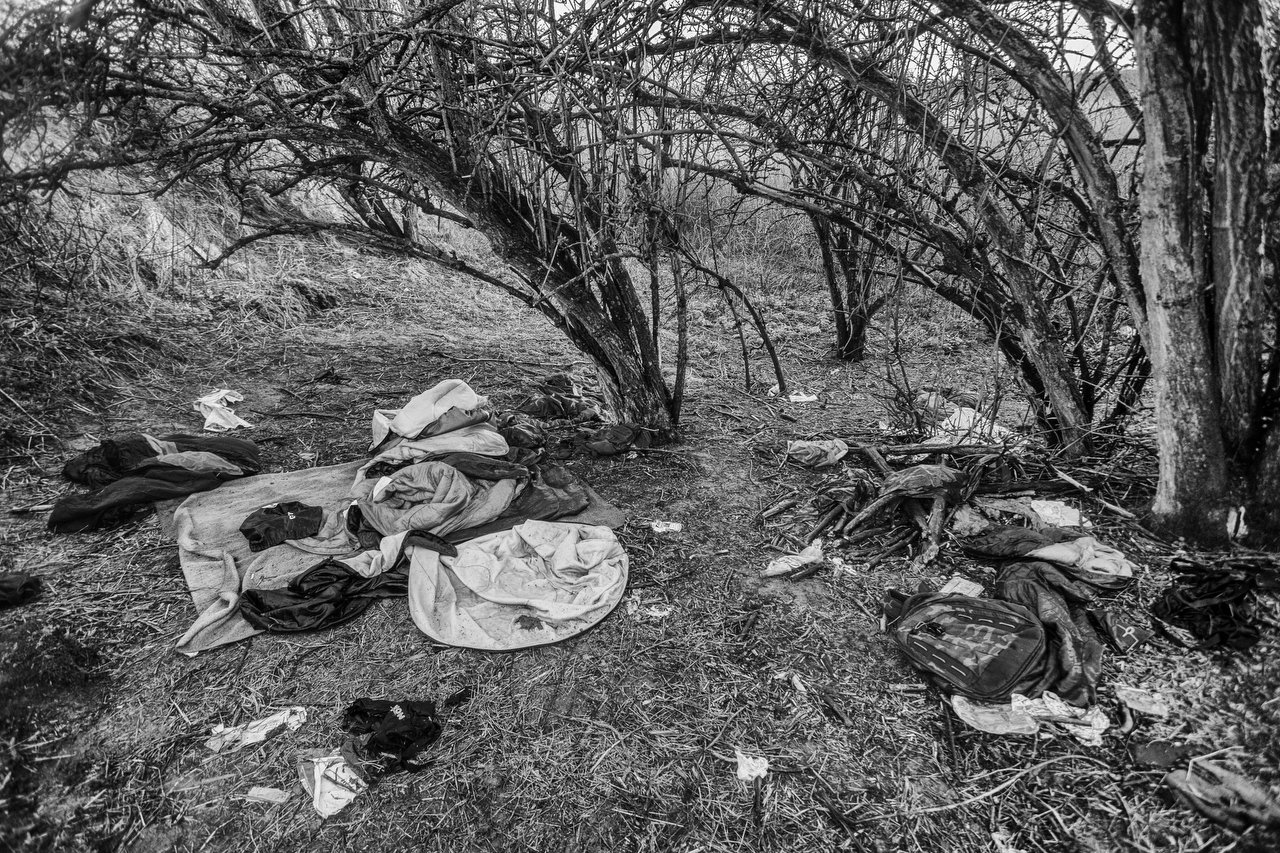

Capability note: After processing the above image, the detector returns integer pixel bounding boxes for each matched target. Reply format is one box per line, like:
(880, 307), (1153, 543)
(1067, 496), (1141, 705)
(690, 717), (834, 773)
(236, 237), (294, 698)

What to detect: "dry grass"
(1, 200), (1278, 853)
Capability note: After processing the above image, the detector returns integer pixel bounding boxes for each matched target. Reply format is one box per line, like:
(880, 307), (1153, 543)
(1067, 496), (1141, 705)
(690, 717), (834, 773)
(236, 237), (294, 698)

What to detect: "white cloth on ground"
(407, 520), (628, 650)
(370, 379), (485, 450)
(205, 707), (306, 753)
(194, 389), (253, 432)
(297, 753), (367, 817)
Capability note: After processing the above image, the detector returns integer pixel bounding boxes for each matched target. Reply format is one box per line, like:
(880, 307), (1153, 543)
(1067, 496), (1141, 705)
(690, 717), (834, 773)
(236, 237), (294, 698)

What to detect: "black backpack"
(889, 593), (1051, 701)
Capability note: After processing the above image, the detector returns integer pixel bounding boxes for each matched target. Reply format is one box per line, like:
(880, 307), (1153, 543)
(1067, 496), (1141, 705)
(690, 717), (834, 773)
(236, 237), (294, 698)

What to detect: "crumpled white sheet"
(194, 389), (253, 432)
(786, 439), (849, 468)
(924, 407), (1017, 445)
(297, 754), (367, 817)
(360, 424), (510, 474)
(371, 379), (485, 450)
(952, 693), (1108, 746)
(763, 540), (823, 577)
(205, 706), (306, 753)
(407, 520), (628, 650)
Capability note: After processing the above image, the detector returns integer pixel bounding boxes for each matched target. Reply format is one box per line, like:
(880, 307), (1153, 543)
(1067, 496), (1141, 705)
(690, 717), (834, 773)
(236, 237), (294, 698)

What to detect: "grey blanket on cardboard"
(172, 461), (625, 654)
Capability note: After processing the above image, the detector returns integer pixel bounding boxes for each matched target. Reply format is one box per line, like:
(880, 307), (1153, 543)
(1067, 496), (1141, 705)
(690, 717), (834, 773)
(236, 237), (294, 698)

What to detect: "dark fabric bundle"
(1152, 557), (1276, 650)
(492, 412), (547, 450)
(445, 463), (590, 543)
(993, 561), (1104, 706)
(238, 560), (407, 633)
(517, 392), (600, 422)
(960, 524), (1080, 559)
(0, 574), (42, 609)
(879, 464), (969, 500)
(581, 423), (650, 456)
(343, 689), (472, 775)
(239, 501), (324, 552)
(51, 433), (260, 533)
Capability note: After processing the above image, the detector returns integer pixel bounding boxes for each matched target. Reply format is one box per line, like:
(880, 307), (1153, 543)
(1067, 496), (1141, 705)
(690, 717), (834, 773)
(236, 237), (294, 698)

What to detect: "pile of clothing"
(886, 522), (1145, 742)
(172, 379), (629, 655)
(49, 433), (260, 532)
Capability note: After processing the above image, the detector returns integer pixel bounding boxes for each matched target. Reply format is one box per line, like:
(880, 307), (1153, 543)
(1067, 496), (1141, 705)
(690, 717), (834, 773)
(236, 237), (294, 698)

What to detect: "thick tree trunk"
(1135, 0), (1229, 544)
(1194, 1), (1269, 455)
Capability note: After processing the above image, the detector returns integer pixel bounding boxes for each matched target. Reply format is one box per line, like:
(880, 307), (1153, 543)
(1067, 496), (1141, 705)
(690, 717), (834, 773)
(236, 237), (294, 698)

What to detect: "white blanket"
(407, 520), (628, 650)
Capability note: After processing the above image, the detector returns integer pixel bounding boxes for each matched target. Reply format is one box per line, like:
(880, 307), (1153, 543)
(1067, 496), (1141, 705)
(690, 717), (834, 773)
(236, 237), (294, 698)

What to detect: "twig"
(910, 755), (1107, 815)
(1050, 465), (1137, 519)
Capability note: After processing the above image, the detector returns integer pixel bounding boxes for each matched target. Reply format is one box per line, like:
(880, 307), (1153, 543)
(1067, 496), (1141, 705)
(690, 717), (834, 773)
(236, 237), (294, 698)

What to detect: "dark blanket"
(50, 434), (260, 532)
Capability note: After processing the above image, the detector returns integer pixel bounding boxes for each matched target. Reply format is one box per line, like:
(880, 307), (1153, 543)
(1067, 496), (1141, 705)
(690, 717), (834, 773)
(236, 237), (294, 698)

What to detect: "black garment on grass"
(51, 434), (260, 533)
(239, 501), (324, 552)
(0, 574), (41, 609)
(343, 689), (472, 775)
(238, 560), (407, 633)
(1152, 557), (1279, 650)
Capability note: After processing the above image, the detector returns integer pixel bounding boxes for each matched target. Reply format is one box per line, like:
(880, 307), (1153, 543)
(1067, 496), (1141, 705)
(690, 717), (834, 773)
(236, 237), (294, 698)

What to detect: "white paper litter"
(735, 749), (769, 782)
(763, 540), (823, 577)
(939, 575), (985, 597)
(245, 786), (291, 805)
(953, 693), (1109, 746)
(194, 389), (253, 432)
(1029, 499), (1092, 529)
(1114, 685), (1171, 718)
(650, 520), (683, 534)
(205, 707), (306, 753)
(297, 754), (367, 817)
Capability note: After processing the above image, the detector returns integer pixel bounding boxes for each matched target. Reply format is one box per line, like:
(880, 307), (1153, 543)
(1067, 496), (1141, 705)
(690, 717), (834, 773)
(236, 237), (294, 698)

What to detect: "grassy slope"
(1, 196), (1278, 853)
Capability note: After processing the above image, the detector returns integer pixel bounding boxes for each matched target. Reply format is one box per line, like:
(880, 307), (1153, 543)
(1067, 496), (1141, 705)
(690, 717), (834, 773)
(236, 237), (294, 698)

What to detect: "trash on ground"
(951, 695), (1039, 736)
(649, 520), (683, 534)
(938, 575), (984, 597)
(245, 786), (290, 804)
(297, 752), (367, 817)
(205, 706), (307, 753)
(1114, 685), (1171, 718)
(194, 389), (253, 432)
(764, 540), (823, 577)
(786, 438), (849, 468)
(735, 749), (769, 782)
(1028, 499), (1091, 528)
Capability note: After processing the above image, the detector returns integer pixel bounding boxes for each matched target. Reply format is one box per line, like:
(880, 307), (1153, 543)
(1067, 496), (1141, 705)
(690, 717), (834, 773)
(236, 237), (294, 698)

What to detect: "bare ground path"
(2, 259), (1277, 853)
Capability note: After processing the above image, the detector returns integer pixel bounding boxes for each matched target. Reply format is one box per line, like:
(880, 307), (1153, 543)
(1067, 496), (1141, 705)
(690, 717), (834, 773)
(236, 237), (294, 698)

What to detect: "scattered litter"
(790, 673), (808, 694)
(939, 575), (984, 597)
(297, 753), (367, 817)
(205, 707), (306, 753)
(1227, 505), (1249, 540)
(245, 786), (290, 805)
(951, 695), (1039, 736)
(626, 599), (674, 620)
(763, 540), (823, 577)
(786, 438), (849, 468)
(1010, 692), (1109, 747)
(1029, 499), (1091, 529)
(735, 749), (769, 782)
(194, 389), (253, 432)
(828, 555), (855, 579)
(1164, 759), (1280, 832)
(649, 520), (683, 534)
(766, 384), (818, 403)
(1114, 685), (1171, 718)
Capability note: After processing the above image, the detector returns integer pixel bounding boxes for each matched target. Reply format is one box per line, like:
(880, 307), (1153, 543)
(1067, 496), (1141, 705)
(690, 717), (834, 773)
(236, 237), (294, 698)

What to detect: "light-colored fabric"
(370, 379), (484, 450)
(152, 450), (247, 477)
(357, 461), (520, 537)
(786, 439), (848, 468)
(407, 520), (627, 650)
(360, 424), (509, 477)
(173, 461), (365, 655)
(194, 389), (253, 432)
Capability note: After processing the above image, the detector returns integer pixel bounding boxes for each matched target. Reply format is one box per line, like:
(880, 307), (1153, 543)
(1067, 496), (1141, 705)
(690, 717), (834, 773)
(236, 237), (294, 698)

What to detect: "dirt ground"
(2, 252), (1278, 853)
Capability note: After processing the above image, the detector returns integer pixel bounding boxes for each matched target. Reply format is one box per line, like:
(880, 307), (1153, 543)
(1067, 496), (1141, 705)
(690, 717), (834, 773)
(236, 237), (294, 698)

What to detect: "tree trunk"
(1135, 0), (1229, 544)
